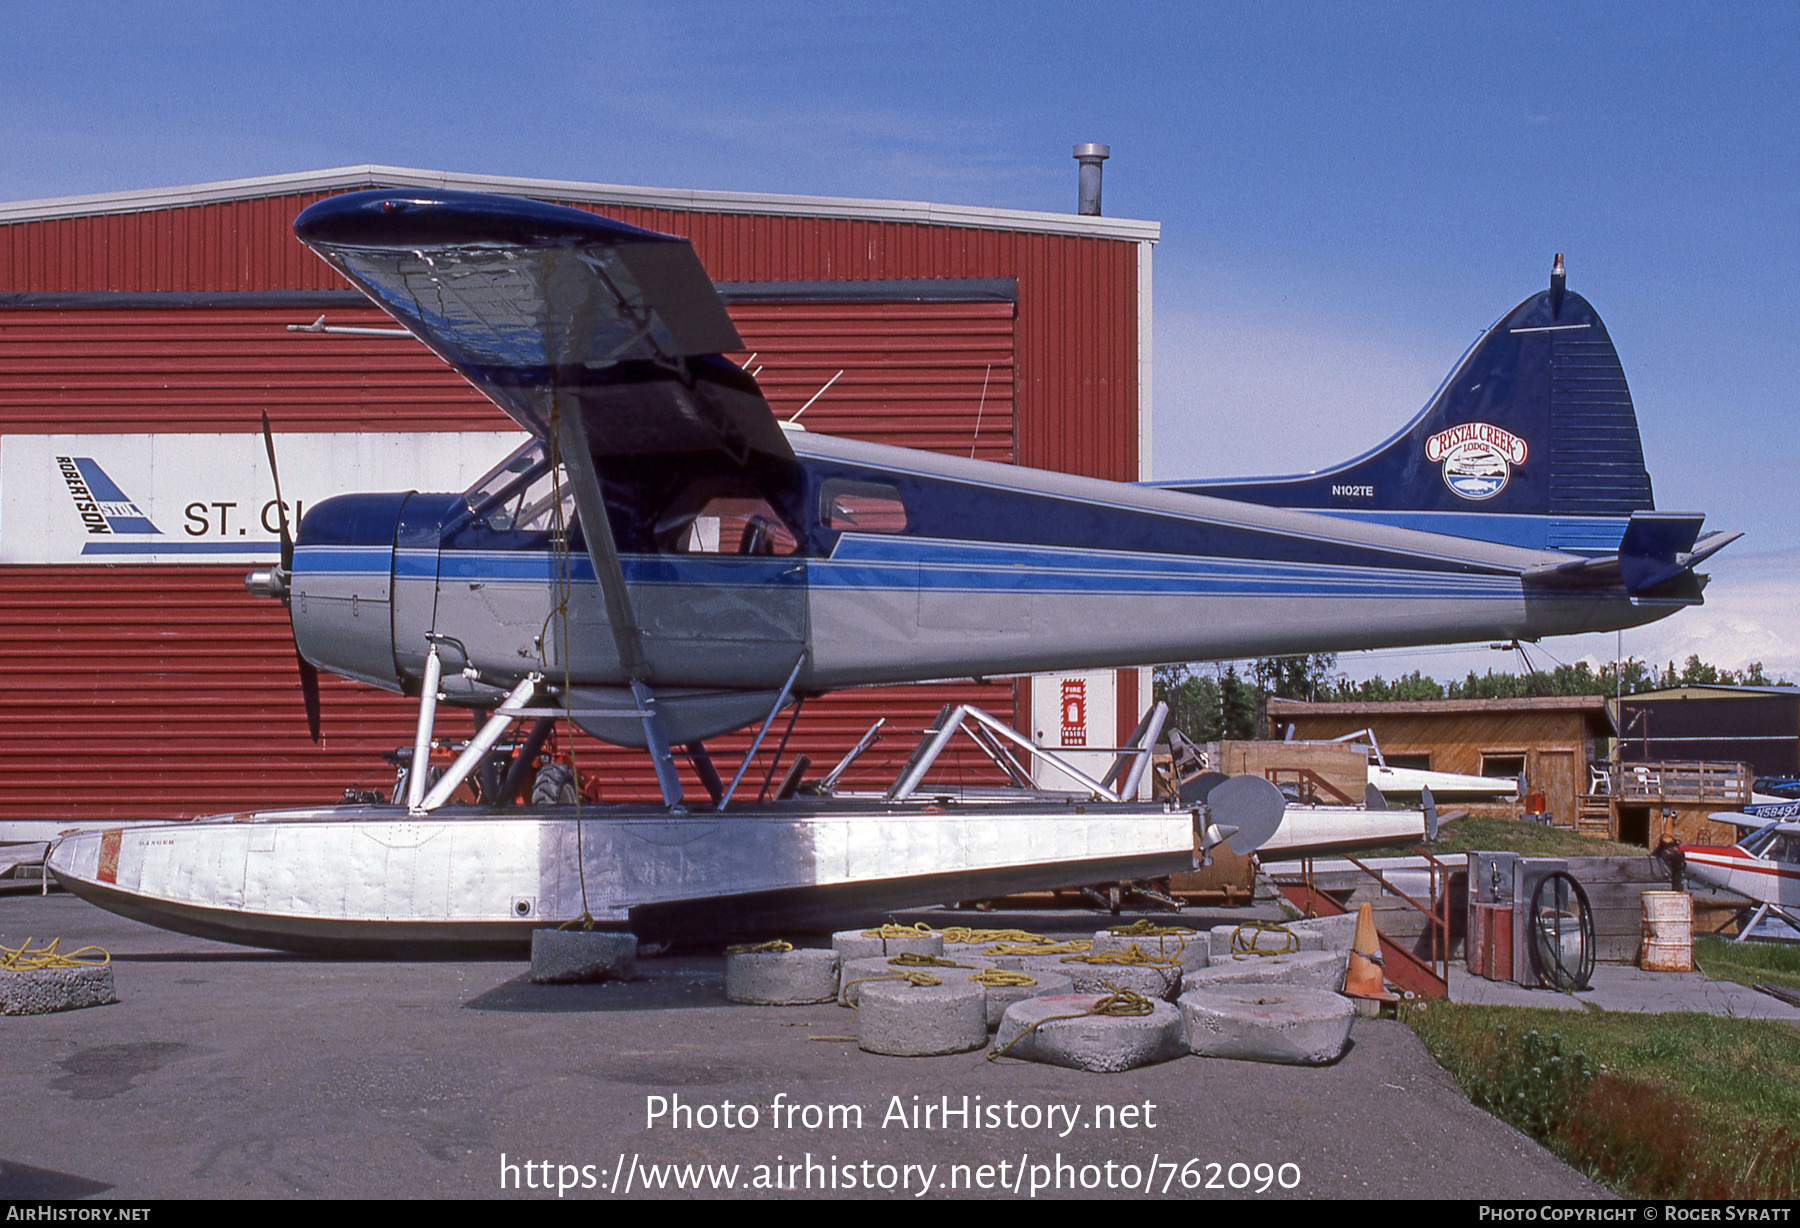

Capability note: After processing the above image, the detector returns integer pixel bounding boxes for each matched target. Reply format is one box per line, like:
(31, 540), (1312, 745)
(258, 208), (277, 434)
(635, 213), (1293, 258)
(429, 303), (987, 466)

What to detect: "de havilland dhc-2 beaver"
(47, 189), (1735, 952)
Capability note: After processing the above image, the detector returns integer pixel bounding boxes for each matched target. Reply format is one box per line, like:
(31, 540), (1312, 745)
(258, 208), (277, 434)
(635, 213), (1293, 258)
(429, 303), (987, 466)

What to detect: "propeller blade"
(261, 410), (294, 573)
(297, 650), (322, 743)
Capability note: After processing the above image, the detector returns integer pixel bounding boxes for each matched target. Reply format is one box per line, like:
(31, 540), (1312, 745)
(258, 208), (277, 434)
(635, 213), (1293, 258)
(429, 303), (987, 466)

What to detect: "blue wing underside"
(293, 189), (792, 464)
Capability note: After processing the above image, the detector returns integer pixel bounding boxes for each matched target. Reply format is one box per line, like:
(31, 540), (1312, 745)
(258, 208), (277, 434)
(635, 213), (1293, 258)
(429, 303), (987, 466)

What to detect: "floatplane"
(1683, 800), (1800, 942)
(47, 191), (1731, 952)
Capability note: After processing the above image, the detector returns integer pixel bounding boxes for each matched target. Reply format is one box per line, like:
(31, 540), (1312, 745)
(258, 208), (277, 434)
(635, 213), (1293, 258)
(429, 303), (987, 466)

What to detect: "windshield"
(463, 439), (546, 515)
(484, 463), (576, 533)
(1740, 823), (1783, 857)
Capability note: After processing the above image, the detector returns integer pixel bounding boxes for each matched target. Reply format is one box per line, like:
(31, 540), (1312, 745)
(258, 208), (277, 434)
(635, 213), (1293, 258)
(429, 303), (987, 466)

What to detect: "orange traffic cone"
(1343, 902), (1399, 1003)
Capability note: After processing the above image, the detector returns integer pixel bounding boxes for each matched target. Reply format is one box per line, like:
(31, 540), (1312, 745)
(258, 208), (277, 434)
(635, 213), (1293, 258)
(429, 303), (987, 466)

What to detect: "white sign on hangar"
(0, 431), (527, 565)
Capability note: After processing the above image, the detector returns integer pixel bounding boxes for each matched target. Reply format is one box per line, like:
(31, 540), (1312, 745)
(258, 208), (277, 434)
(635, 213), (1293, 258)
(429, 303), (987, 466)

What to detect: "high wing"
(293, 189), (792, 464)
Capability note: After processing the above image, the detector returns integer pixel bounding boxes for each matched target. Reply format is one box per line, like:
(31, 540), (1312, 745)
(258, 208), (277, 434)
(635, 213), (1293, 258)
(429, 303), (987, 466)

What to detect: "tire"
(532, 762), (577, 806)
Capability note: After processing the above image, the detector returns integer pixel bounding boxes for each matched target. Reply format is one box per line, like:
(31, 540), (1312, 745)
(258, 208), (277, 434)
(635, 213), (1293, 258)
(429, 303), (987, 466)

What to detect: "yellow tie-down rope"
(840, 951), (973, 1006)
(1103, 919), (1197, 962)
(840, 967), (946, 1006)
(938, 927), (1055, 946)
(725, 940), (794, 955)
(1106, 919), (1194, 938)
(861, 922), (938, 939)
(971, 968), (1038, 988)
(1230, 921), (1298, 959)
(984, 939), (1093, 957)
(1, 938), (110, 973)
(1060, 943), (1182, 969)
(887, 953), (966, 969)
(988, 984), (1154, 1061)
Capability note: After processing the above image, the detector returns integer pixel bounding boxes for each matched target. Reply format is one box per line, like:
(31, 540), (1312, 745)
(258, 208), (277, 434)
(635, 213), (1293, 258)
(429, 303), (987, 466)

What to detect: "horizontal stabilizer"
(1616, 511), (1703, 593)
(1523, 511), (1734, 596)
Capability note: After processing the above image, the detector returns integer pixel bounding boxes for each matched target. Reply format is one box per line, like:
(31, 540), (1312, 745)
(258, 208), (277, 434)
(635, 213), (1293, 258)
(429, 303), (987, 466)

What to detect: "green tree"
(1252, 653), (1339, 702)
(1219, 665), (1258, 740)
(1154, 664), (1222, 742)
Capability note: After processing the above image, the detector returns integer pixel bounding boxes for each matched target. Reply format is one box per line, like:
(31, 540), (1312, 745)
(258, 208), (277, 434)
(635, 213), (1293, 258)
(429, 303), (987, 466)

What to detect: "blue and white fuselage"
(289, 424), (1703, 749)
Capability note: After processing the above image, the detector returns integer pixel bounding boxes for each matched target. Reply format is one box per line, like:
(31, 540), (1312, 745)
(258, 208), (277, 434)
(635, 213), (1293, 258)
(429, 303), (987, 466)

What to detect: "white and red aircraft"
(1682, 804), (1800, 942)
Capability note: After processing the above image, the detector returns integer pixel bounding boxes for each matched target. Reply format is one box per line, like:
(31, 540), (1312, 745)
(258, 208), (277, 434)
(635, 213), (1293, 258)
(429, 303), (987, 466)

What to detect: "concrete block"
(832, 928), (944, 962)
(0, 965), (117, 1015)
(1285, 914), (1358, 953)
(839, 957), (984, 1008)
(992, 994), (1188, 1073)
(726, 948), (840, 1005)
(857, 978), (988, 1057)
(1058, 959), (1183, 1001)
(1183, 949), (1348, 993)
(1179, 987), (1355, 1065)
(530, 929), (637, 984)
(976, 970), (1073, 1029)
(1092, 929), (1209, 971)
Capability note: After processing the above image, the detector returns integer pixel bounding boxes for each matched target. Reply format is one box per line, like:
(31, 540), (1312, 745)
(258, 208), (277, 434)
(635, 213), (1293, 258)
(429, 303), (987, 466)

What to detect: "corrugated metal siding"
(0, 307), (498, 433)
(728, 302), (1014, 462)
(0, 302), (1014, 446)
(0, 190), (1135, 479)
(0, 568), (419, 821)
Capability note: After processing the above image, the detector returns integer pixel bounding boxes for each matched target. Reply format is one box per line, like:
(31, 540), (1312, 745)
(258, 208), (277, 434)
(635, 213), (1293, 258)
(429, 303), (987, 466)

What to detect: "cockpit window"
(464, 440), (545, 516)
(820, 479), (907, 533)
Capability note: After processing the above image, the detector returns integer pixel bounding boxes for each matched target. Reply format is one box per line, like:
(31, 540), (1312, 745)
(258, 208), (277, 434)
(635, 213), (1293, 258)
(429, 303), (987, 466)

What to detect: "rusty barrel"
(1640, 890), (1693, 972)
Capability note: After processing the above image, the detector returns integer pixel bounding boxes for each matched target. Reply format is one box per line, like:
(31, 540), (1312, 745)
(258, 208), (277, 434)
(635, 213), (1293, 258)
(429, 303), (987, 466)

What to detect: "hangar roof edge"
(0, 164), (1161, 242)
(1269, 696), (1612, 716)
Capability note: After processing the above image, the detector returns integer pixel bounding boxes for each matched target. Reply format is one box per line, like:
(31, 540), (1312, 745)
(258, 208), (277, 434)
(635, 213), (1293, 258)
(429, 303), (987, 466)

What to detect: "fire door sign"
(1060, 679), (1088, 747)
(1031, 669), (1121, 794)
(0, 431), (526, 565)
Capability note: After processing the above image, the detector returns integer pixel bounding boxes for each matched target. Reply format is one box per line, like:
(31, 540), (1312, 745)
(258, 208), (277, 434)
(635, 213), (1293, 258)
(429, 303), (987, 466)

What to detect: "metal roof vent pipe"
(1073, 143), (1109, 216)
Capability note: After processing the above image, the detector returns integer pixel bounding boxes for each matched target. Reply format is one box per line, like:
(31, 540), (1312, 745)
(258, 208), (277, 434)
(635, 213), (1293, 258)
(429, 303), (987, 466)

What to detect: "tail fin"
(1168, 258), (1654, 527)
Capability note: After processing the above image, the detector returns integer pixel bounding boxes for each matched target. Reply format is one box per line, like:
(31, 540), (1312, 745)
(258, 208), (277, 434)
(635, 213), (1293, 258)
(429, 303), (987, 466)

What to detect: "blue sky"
(6, 2), (1796, 678)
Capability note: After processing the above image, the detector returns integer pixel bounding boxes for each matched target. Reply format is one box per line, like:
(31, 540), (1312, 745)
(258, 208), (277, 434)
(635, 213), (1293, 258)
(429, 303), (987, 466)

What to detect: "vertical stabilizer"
(1166, 261), (1655, 530)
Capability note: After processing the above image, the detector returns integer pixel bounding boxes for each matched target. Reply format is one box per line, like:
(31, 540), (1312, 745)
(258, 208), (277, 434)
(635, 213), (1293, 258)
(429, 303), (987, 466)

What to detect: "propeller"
(255, 411), (322, 741)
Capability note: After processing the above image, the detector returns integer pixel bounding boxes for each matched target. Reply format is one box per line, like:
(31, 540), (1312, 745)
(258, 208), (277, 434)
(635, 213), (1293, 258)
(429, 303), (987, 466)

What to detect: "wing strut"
(552, 399), (685, 809)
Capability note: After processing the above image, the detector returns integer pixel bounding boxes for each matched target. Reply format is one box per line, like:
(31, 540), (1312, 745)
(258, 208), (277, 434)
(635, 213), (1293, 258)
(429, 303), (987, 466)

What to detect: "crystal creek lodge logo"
(1423, 423), (1528, 501)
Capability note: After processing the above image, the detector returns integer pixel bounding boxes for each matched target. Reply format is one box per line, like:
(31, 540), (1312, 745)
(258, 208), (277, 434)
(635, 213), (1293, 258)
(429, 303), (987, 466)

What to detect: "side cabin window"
(820, 479), (907, 534)
(656, 479), (799, 556)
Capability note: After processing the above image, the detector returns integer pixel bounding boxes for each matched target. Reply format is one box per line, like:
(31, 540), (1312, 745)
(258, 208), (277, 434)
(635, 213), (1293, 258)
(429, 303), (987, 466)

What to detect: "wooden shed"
(1267, 696), (1616, 835)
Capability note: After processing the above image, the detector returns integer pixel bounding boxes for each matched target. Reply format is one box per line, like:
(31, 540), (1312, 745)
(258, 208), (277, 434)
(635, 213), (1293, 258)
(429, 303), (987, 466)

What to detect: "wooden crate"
(1213, 740), (1369, 806)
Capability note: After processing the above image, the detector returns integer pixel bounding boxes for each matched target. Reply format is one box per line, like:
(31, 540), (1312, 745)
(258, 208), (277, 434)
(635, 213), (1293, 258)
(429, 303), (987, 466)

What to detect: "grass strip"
(1695, 934), (1800, 996)
(1404, 1000), (1800, 1198)
(1431, 815), (1646, 858)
